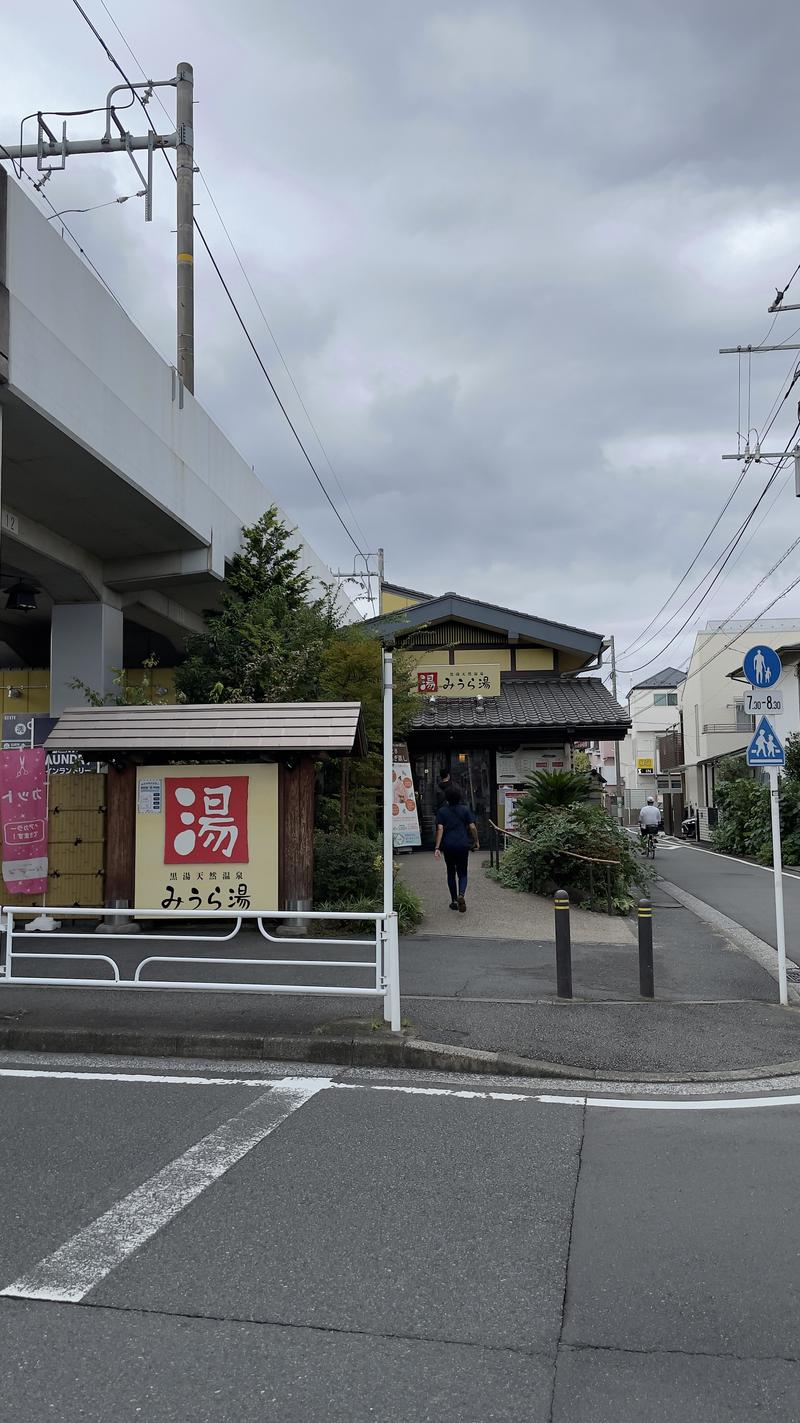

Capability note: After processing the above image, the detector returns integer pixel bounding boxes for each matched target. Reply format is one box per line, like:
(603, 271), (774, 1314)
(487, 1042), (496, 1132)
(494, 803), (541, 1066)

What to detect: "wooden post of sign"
(278, 757), (315, 913)
(104, 763), (136, 907)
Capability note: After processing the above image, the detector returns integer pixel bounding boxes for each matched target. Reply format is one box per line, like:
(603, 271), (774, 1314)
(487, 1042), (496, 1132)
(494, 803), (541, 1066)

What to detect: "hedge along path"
(487, 821), (643, 922)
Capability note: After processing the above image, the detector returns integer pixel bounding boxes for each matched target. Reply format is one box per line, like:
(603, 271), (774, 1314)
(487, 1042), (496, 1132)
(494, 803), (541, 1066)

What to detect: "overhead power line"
(91, 0), (372, 561)
(68, 0), (367, 560)
(621, 351), (800, 662)
(619, 424), (800, 676)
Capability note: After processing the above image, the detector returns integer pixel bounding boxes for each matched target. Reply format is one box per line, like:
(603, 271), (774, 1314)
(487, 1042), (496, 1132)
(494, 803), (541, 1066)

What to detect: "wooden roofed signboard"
(45, 702), (368, 913)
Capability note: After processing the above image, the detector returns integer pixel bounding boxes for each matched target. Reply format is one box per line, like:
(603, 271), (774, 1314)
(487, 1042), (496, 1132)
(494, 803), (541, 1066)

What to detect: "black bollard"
(638, 897), (654, 998)
(554, 890), (573, 999)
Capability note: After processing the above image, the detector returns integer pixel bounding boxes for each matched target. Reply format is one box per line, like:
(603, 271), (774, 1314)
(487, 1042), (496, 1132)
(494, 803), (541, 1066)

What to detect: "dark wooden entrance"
(411, 748), (495, 847)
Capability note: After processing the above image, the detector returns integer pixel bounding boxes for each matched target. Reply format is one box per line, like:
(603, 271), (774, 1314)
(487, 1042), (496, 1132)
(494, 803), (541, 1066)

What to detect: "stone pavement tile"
(563, 1108), (800, 1358)
(91, 1089), (584, 1353)
(1, 1298), (555, 1423)
(398, 849), (632, 944)
(553, 1346), (800, 1423)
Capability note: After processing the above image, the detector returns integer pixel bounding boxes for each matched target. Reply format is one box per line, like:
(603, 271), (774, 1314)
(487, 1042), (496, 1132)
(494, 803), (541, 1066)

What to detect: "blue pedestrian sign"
(743, 644), (782, 689)
(747, 715), (785, 767)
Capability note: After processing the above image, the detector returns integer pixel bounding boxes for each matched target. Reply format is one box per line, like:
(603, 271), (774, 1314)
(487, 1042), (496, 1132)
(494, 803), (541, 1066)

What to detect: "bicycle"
(641, 830), (657, 860)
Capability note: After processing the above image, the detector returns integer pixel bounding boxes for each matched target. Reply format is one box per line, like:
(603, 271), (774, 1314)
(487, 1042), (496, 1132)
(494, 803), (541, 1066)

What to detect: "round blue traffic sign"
(743, 644), (782, 689)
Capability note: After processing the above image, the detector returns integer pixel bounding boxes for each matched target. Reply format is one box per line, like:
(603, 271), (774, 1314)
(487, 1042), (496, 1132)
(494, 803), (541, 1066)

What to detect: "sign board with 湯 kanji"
(416, 665), (501, 697)
(134, 763), (278, 911)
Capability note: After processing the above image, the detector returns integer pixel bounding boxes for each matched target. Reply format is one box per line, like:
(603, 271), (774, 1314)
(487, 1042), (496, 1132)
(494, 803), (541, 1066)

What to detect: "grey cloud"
(2, 0), (800, 682)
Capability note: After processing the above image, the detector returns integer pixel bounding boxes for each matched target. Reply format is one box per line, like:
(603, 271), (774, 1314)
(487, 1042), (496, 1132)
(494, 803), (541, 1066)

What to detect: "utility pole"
(175, 62), (194, 394)
(0, 67), (192, 389)
(609, 635), (624, 826)
(377, 547), (385, 612)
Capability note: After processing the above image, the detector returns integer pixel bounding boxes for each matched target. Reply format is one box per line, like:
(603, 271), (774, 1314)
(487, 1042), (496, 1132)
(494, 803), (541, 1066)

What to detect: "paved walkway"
(398, 849), (632, 944)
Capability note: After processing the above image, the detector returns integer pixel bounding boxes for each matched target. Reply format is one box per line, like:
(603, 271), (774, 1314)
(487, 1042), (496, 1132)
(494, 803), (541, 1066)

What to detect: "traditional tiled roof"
(629, 667), (686, 692)
(411, 678), (628, 731)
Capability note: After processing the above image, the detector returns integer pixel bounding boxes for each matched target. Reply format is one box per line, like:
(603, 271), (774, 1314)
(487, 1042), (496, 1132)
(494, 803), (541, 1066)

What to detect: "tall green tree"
(318, 628), (418, 835)
(176, 507), (339, 704)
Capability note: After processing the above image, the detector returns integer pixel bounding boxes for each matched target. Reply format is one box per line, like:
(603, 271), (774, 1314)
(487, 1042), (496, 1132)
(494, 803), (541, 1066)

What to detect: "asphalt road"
(655, 837), (800, 960)
(3, 1051), (800, 1420)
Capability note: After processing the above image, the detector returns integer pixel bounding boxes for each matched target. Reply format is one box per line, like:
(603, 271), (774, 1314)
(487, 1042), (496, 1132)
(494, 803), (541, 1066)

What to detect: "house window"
(734, 698), (755, 731)
(653, 692), (678, 706)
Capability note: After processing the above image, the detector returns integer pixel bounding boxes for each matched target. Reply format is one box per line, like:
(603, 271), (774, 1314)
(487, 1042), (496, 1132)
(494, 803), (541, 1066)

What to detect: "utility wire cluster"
(618, 266), (800, 679)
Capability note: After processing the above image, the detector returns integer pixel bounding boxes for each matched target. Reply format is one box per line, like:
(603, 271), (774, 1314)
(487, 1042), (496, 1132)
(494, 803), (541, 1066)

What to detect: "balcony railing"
(702, 722), (754, 734)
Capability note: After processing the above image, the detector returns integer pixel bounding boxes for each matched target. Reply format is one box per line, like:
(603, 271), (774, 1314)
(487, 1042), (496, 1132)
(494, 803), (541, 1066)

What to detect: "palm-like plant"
(519, 769), (592, 817)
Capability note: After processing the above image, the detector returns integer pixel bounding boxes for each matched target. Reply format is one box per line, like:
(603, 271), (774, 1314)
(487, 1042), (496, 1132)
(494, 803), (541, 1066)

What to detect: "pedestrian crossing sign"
(746, 715), (785, 767)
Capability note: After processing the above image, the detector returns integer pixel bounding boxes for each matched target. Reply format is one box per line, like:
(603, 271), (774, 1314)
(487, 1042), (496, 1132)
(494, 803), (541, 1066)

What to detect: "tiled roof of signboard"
(46, 703), (368, 757)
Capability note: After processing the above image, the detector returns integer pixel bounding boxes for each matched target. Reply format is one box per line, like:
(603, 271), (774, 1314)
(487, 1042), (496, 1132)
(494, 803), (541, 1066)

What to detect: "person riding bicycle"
(639, 796), (662, 842)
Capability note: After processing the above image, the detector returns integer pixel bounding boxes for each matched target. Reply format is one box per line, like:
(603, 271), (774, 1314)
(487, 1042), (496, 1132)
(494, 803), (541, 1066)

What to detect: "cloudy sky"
(4, 0), (800, 688)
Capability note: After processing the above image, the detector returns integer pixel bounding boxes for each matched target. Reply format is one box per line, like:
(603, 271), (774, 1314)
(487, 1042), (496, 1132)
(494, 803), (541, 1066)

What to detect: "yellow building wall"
(380, 589), (426, 614)
(410, 650), (453, 668)
(1, 669), (50, 714)
(560, 652), (590, 673)
(453, 649), (512, 668)
(515, 648), (554, 671)
(0, 668), (178, 713)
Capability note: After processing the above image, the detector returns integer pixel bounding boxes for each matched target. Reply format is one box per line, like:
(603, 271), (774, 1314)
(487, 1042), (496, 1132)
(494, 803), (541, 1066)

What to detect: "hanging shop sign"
(416, 665), (501, 697)
(134, 763), (278, 912)
(1, 746), (48, 894)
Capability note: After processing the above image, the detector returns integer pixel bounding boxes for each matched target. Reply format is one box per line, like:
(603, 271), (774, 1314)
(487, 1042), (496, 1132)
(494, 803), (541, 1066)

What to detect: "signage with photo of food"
(391, 743), (421, 848)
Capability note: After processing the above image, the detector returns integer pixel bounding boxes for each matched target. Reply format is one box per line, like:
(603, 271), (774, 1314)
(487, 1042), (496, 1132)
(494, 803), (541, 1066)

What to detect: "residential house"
(618, 667), (686, 821)
(680, 618), (800, 834)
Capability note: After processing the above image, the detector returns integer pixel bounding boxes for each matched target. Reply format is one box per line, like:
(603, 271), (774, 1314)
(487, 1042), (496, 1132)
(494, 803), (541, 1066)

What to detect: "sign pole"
(768, 766), (789, 1007)
(382, 648), (400, 1030)
(743, 645), (787, 1006)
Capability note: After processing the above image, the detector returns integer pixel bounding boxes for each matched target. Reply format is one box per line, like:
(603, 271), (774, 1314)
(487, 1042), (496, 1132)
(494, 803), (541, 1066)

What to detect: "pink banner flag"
(1, 747), (48, 895)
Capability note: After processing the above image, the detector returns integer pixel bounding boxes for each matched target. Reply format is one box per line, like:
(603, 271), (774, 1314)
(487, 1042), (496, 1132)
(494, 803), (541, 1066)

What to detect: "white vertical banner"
(391, 743), (421, 849)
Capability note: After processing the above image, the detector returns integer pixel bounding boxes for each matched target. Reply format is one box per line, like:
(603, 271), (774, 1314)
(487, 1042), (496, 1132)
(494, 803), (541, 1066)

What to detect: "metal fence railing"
(0, 905), (401, 1029)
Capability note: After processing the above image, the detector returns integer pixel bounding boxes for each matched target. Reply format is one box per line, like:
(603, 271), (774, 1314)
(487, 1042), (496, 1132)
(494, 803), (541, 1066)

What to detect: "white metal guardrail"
(0, 906), (402, 1030)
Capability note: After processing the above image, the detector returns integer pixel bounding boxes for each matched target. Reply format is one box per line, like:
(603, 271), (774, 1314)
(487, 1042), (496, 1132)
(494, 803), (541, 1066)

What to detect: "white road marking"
(0, 1066), (272, 1088)
(332, 1083), (800, 1111)
(2, 1065), (800, 1113)
(0, 1076), (329, 1304)
(664, 838), (800, 879)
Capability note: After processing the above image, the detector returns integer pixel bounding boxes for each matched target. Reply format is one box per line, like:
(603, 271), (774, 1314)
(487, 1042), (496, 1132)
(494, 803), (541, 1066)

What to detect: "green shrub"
(315, 874), (423, 936)
(313, 831), (380, 904)
(393, 877), (424, 935)
(493, 804), (650, 912)
(518, 770), (592, 818)
(711, 778), (770, 862)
